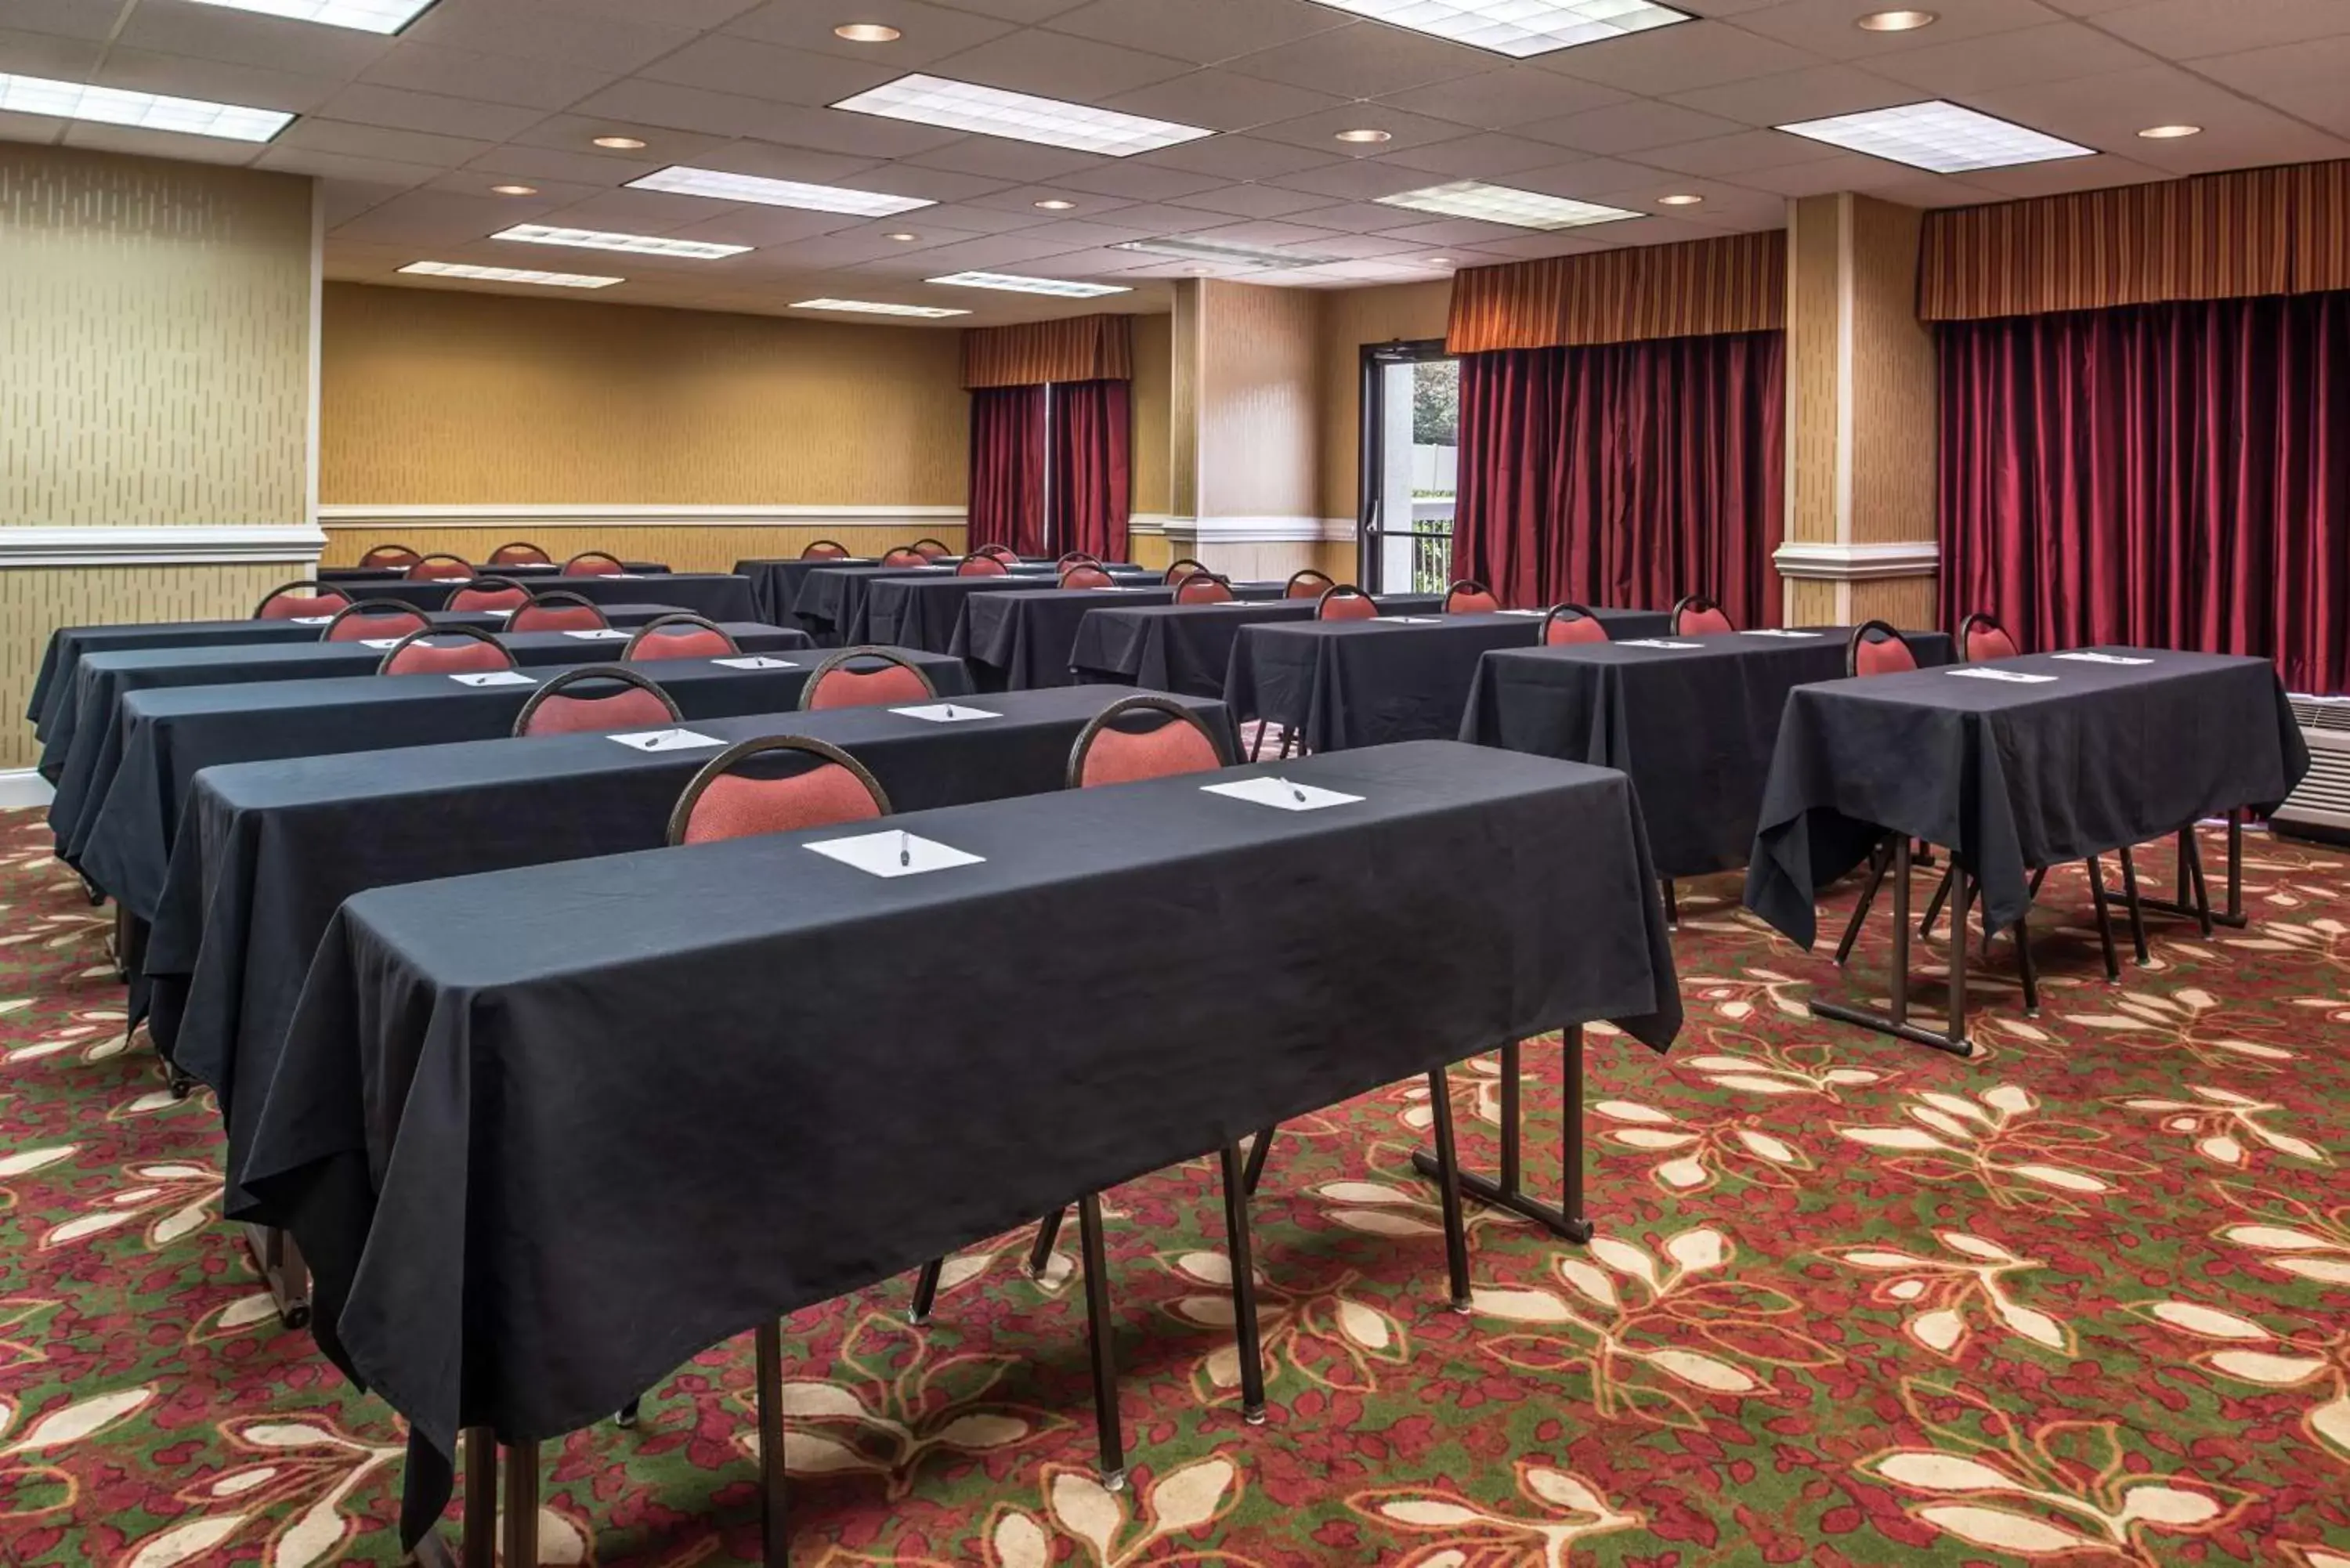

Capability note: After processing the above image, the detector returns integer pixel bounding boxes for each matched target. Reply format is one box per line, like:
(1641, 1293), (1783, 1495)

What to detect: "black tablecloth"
(319, 562), (668, 583)
(154, 684), (1230, 1212)
(1226, 608), (1670, 752)
(732, 557), (877, 627)
(67, 651), (967, 922)
(790, 563), (1138, 642)
(248, 739), (1679, 1542)
(328, 573), (754, 621)
(951, 583), (1287, 690)
(1070, 594), (1444, 695)
(858, 569), (1164, 651)
(1462, 628), (1954, 880)
(1744, 648), (2310, 945)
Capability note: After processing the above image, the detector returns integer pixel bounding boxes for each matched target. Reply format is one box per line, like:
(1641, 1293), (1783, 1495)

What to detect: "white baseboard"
(1773, 540), (1940, 581)
(0, 769), (56, 809)
(1143, 515), (1356, 545)
(0, 525), (327, 567)
(318, 504), (967, 530)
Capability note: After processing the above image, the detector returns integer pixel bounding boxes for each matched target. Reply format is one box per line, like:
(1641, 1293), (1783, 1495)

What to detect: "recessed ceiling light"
(627, 166), (932, 216)
(884, 231), (920, 241)
(1426, 255), (1453, 264)
(490, 183), (540, 196)
(792, 298), (971, 317)
(186, 0), (438, 33)
(2138, 123), (2203, 139)
(833, 74), (1212, 157)
(1658, 193), (1704, 205)
(1777, 100), (2094, 173)
(592, 135), (647, 150)
(1033, 198), (1077, 210)
(1298, 0), (1689, 57)
(493, 224), (750, 259)
(1377, 179), (1639, 231)
(1856, 9), (1936, 31)
(1188, 267), (1215, 275)
(833, 21), (902, 41)
(1115, 236), (1342, 269)
(0, 72), (292, 142)
(1335, 128), (1393, 143)
(400, 261), (622, 290)
(929, 270), (1132, 297)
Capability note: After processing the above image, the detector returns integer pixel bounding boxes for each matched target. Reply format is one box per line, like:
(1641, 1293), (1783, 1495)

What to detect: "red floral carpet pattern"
(1, 810), (2345, 1565)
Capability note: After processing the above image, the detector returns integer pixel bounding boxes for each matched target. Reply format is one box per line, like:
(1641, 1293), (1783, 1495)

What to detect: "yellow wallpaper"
(1791, 579), (1842, 627)
(1786, 193), (1843, 548)
(1197, 281), (1322, 522)
(1853, 575), (1938, 630)
(0, 146), (313, 527)
(1170, 283), (1202, 521)
(1849, 196), (1938, 546)
(1130, 314), (1173, 518)
(1316, 281), (1454, 524)
(318, 521), (965, 573)
(320, 283), (969, 507)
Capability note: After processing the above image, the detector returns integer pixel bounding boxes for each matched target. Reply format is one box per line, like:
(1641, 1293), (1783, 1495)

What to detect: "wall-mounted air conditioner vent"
(2273, 695), (2350, 845)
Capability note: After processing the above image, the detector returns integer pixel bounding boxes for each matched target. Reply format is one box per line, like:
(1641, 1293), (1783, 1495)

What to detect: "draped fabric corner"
(967, 384), (1047, 558)
(962, 315), (1133, 390)
(1447, 231), (1785, 355)
(1451, 331), (1785, 629)
(1050, 379), (1130, 565)
(1938, 291), (2350, 695)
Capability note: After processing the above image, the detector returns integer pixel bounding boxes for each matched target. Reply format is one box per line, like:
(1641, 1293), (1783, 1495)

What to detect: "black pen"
(898, 829), (911, 868)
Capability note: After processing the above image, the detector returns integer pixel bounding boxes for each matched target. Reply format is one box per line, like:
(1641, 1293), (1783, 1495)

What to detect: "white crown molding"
(0, 525), (327, 568)
(318, 504), (967, 528)
(0, 769), (56, 810)
(1773, 540), (1940, 582)
(1152, 515), (1356, 545)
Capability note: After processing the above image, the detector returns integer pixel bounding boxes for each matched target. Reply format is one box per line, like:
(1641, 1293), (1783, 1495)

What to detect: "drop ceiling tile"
(903, 136), (1108, 180)
(1627, 128), (1851, 175)
(1050, 161), (1230, 199)
(91, 48), (349, 114)
(1099, 69), (1347, 132)
(569, 81), (966, 156)
(1162, 182), (1345, 219)
(835, 162), (1020, 202)
(1518, 99), (1749, 154)
(320, 178), (414, 224)
(277, 117), (495, 168)
(659, 139), (889, 186)
(1728, 0), (2070, 62)
(1224, 22), (1491, 99)
(1507, 155), (1696, 197)
(1669, 63), (1918, 125)
(63, 120), (265, 164)
(425, 168), (605, 204)
(1273, 197), (1440, 230)
(1043, 0), (1351, 65)
(1076, 200), (1238, 230)
(897, 199), (1071, 233)
(721, 0), (1021, 67)
(1972, 60), (2348, 149)
(0, 1), (121, 43)
(1371, 215), (1540, 246)
(753, 226), (991, 267)
(463, 144), (658, 186)
(659, 204), (875, 245)
(255, 146), (444, 186)
(637, 35), (902, 107)
(1174, 218), (1351, 248)
(1465, 230), (1628, 259)
(982, 246), (1150, 276)
(1137, 133), (1343, 181)
(1372, 130), (1593, 177)
(921, 29), (1196, 99)
(0, 25), (104, 78)
(541, 0), (766, 28)
(1726, 148), (1930, 194)
(115, 3), (391, 78)
(1013, 215), (1165, 246)
(1282, 230), (1426, 258)
(1958, 151), (2172, 197)
(359, 43), (616, 110)
(537, 185), (756, 232)
(2119, 120), (2350, 177)
(859, 231), (1094, 269)
(960, 182), (1137, 215)
(907, 0), (1097, 24)
(2178, 36), (2350, 138)
(1537, 20), (1821, 94)
(2104, 0), (2350, 59)
(1257, 157), (1431, 201)
(318, 81), (551, 142)
(402, 3), (700, 74)
(327, 187), (544, 244)
(1372, 67), (1631, 129)
(1583, 175), (1786, 223)
(1867, 20), (2148, 93)
(1249, 103), (1480, 154)
(0, 109), (67, 143)
(506, 113), (731, 162)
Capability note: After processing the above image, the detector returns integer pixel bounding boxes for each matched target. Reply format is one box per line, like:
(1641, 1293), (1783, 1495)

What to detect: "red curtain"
(1451, 331), (1784, 626)
(1940, 291), (2350, 693)
(968, 384), (1047, 557)
(1049, 378), (1131, 564)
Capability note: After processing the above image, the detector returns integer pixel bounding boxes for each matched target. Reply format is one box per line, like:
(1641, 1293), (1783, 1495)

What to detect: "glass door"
(1358, 341), (1458, 595)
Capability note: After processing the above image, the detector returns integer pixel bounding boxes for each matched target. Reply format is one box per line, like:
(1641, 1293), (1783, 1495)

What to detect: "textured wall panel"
(1853, 574), (1937, 630)
(320, 522), (967, 573)
(1130, 315), (1173, 518)
(1318, 281), (1454, 525)
(1170, 282), (1201, 522)
(1197, 281), (1320, 522)
(0, 146), (312, 527)
(1790, 578), (1842, 628)
(1785, 193), (1843, 548)
(1849, 197), (1937, 546)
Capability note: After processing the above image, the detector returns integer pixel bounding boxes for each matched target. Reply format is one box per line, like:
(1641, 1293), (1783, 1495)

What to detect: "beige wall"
(1195, 280), (1321, 523)
(1316, 281), (1453, 526)
(1130, 313), (1172, 519)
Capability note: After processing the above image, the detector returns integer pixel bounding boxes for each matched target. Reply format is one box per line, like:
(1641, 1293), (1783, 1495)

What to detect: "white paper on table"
(806, 830), (985, 878)
(605, 573), (642, 578)
(606, 728), (725, 752)
(1618, 638), (1705, 650)
(1947, 667), (2057, 684)
(2050, 652), (2154, 666)
(891, 703), (1000, 723)
(1494, 609), (1547, 616)
(357, 638), (402, 649)
(1741, 629), (1823, 638)
(562, 628), (631, 640)
(1377, 616), (1444, 625)
(1202, 776), (1364, 812)
(288, 616), (334, 624)
(712, 655), (797, 670)
(449, 670), (537, 687)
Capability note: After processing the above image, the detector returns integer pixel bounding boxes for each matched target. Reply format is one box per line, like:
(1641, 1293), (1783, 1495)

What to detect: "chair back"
(1848, 620), (1918, 678)
(448, 576), (530, 613)
(799, 646), (938, 710)
(1444, 580), (1500, 615)
(957, 552), (1010, 576)
(323, 599), (430, 643)
(978, 543), (1021, 564)
(1166, 557), (1211, 584)
(254, 580), (352, 620)
(1061, 563), (1117, 590)
(1069, 695), (1230, 789)
(512, 665), (682, 736)
(800, 539), (852, 560)
(1960, 610), (2021, 663)
(562, 551), (627, 577)
(489, 541), (551, 566)
(667, 735), (892, 846)
(1671, 594), (1736, 637)
(909, 538), (954, 561)
(1173, 573), (1234, 605)
(407, 553), (475, 581)
(1317, 583), (1378, 621)
(624, 614), (740, 662)
(1285, 569), (1334, 601)
(503, 592), (609, 634)
(357, 543), (421, 572)
(1542, 603), (1609, 646)
(378, 625), (517, 677)
(1058, 551), (1101, 572)
(880, 547), (929, 567)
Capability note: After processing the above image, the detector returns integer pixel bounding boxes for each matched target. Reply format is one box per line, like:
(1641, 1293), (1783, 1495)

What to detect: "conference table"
(318, 561), (668, 583)
(1462, 627), (1953, 880)
(732, 556), (877, 627)
(1069, 594), (1445, 695)
(1744, 648), (2308, 1054)
(793, 562), (1152, 645)
(853, 568), (1163, 651)
(1226, 607), (1670, 753)
(328, 572), (757, 623)
(241, 739), (1681, 1559)
(953, 583), (1289, 689)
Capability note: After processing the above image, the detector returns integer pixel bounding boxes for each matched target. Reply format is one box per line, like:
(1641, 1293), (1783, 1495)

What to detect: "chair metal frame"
(321, 598), (430, 643)
(251, 580), (353, 620)
(488, 541), (551, 565)
(976, 542), (1021, 563)
(909, 537), (953, 560)
(562, 550), (629, 576)
(446, 576), (532, 614)
(623, 614), (741, 661)
(665, 734), (891, 846)
(356, 542), (421, 571)
(800, 539), (852, 560)
(1315, 583), (1376, 620)
(1064, 694), (1230, 789)
(406, 552), (476, 581)
(880, 547), (930, 568)
(1165, 557), (1211, 584)
(374, 623), (515, 677)
(797, 645), (938, 710)
(1443, 580), (1499, 615)
(1058, 551), (1101, 571)
(510, 664), (680, 737)
(1669, 593), (1734, 636)
(501, 591), (608, 634)
(1958, 609), (2020, 663)
(1284, 569), (1334, 601)
(1059, 563), (1116, 590)
(957, 552), (1011, 576)
(1540, 603), (1607, 646)
(1173, 573), (1234, 605)
(1845, 619), (1916, 678)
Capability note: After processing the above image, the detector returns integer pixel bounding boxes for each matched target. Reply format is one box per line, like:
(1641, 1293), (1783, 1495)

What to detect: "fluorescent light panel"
(832, 74), (1211, 157)
(1304, 0), (1689, 57)
(492, 224), (750, 259)
(0, 72), (291, 142)
(792, 298), (971, 317)
(185, 0), (438, 33)
(400, 261), (622, 290)
(929, 271), (1130, 297)
(1112, 237), (1342, 269)
(1376, 180), (1638, 230)
(1776, 99), (2094, 173)
(627, 166), (932, 217)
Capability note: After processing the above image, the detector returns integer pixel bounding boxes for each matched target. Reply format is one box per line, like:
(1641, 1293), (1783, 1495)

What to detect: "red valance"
(961, 314), (1133, 389)
(1447, 231), (1785, 354)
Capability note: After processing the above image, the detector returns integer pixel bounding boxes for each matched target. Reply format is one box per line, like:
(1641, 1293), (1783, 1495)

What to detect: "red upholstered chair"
(357, 543), (421, 573)
(1068, 695), (1228, 789)
(449, 576), (531, 614)
(1061, 563), (1117, 590)
(562, 551), (628, 577)
(667, 735), (891, 846)
(1317, 583), (1378, 620)
(881, 547), (930, 568)
(800, 539), (852, 560)
(407, 553), (475, 581)
(800, 646), (937, 710)
(978, 543), (1021, 564)
(1542, 603), (1609, 646)
(253, 581), (352, 620)
(1174, 573), (1234, 605)
(1444, 580), (1501, 615)
(504, 592), (608, 634)
(1961, 610), (2022, 663)
(1285, 569), (1334, 601)
(1670, 594), (1735, 637)
(624, 615), (740, 662)
(1848, 620), (1918, 678)
(1058, 551), (1101, 573)
(489, 541), (551, 566)
(512, 665), (682, 737)
(323, 599), (430, 643)
(1165, 558), (1210, 585)
(910, 538), (955, 561)
(957, 552), (1011, 577)
(377, 625), (517, 677)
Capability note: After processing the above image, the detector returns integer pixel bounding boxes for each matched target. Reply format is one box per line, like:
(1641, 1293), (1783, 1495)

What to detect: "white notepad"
(806, 830), (984, 878)
(562, 628), (630, 641)
(2051, 652), (2154, 666)
(288, 616), (334, 625)
(450, 670), (537, 687)
(1495, 609), (1547, 616)
(1947, 667), (2056, 684)
(1741, 629), (1823, 638)
(712, 655), (797, 670)
(1618, 639), (1705, 650)
(891, 703), (1000, 723)
(1203, 776), (1364, 812)
(1378, 616), (1444, 625)
(358, 638), (402, 649)
(607, 728), (725, 752)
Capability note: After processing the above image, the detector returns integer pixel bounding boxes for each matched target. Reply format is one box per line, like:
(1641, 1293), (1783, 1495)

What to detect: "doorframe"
(1358, 338), (1455, 592)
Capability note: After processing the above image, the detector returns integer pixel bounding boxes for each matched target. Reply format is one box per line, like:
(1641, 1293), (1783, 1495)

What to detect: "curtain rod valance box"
(1446, 230), (1785, 355)
(961, 313), (1134, 389)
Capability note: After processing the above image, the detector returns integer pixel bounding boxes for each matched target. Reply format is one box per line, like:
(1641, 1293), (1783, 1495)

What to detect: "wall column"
(1778, 192), (1940, 628)
(1164, 279), (1332, 581)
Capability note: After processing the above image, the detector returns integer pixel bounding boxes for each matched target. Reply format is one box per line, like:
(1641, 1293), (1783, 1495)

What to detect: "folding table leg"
(1216, 1145), (1267, 1425)
(908, 1259), (942, 1326)
(1947, 869), (1972, 1053)
(2086, 857), (2121, 982)
(501, 1440), (540, 1568)
(1408, 1033), (1592, 1242)
(459, 1426), (497, 1568)
(755, 1320), (788, 1567)
(1423, 1070), (1472, 1314)
(2117, 847), (2150, 963)
(1810, 838), (1972, 1057)
(1661, 878), (1678, 929)
(1076, 1194), (1125, 1490)
(244, 1223), (311, 1329)
(1835, 841), (1892, 966)
(613, 1398), (640, 1427)
(1241, 1128), (1277, 1195)
(1918, 865), (1954, 939)
(1027, 1210), (1064, 1279)
(2010, 907), (2040, 1016)
(2138, 814), (2243, 930)
(2182, 829), (2214, 936)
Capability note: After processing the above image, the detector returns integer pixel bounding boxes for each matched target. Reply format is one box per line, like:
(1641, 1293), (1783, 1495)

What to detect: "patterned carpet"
(2, 807), (2346, 1566)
